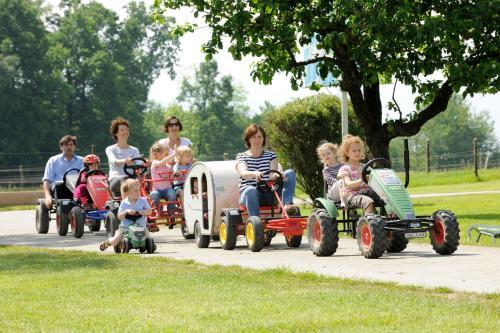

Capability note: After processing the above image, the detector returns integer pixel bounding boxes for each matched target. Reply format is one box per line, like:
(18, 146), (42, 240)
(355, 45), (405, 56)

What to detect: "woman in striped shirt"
(236, 124), (297, 217)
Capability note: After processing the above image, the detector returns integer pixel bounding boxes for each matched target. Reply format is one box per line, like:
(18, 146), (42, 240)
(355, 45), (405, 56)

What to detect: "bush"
(262, 93), (363, 201)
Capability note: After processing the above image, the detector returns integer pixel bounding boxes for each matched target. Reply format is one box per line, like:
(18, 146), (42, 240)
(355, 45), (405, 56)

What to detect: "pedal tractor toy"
(308, 143), (459, 259)
(218, 170), (308, 252)
(119, 213), (156, 254)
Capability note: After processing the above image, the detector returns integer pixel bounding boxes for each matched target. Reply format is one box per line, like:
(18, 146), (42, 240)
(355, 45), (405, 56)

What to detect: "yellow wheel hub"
(246, 223), (254, 245)
(220, 223), (227, 242)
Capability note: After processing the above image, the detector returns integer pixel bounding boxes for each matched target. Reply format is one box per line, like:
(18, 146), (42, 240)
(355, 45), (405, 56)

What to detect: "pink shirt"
(338, 163), (370, 197)
(151, 161), (173, 190)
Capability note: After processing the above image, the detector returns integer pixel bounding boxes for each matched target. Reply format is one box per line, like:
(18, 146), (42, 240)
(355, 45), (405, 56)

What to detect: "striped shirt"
(322, 163), (344, 192)
(236, 150), (277, 192)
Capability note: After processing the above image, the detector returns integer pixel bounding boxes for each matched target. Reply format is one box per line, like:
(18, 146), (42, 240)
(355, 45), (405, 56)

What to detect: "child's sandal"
(99, 240), (111, 251)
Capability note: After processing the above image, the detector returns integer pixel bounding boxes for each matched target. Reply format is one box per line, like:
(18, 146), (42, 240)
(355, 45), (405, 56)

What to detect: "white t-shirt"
(158, 137), (192, 155)
(105, 144), (141, 180)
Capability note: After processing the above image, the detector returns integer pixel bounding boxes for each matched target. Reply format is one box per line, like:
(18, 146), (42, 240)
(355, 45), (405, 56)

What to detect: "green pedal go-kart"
(120, 214), (157, 254)
(307, 156), (460, 259)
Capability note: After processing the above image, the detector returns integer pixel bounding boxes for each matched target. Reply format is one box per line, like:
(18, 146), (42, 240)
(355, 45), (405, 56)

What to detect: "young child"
(173, 145), (193, 201)
(317, 142), (344, 202)
(99, 179), (152, 251)
(337, 135), (377, 214)
(73, 154), (100, 204)
(149, 143), (177, 212)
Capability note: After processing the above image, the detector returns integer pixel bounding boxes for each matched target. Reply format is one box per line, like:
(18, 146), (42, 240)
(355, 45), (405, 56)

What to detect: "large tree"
(155, 0), (499, 159)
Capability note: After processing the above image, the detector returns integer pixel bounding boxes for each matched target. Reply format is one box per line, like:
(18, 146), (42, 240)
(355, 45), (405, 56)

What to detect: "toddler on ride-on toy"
(317, 141), (344, 202)
(100, 179), (153, 253)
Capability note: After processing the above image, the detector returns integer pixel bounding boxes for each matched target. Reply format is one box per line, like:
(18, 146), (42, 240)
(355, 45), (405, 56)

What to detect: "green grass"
(0, 246), (498, 332)
(0, 205), (35, 211)
(403, 167), (500, 188)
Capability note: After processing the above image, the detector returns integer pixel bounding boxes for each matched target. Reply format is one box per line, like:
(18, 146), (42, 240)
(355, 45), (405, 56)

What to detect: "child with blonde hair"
(317, 141), (344, 202)
(149, 142), (176, 212)
(173, 145), (193, 201)
(337, 135), (378, 214)
(99, 179), (152, 251)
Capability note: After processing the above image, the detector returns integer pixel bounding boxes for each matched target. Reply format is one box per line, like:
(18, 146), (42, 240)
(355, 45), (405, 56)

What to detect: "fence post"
(426, 140), (430, 173)
(19, 165), (24, 187)
(223, 153), (228, 161)
(473, 138), (478, 177)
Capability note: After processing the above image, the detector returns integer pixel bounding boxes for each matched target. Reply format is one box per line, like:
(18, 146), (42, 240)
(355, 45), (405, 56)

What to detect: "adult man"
(42, 135), (84, 209)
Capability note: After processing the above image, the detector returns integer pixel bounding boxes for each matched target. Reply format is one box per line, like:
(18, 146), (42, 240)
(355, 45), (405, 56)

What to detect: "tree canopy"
(155, 0), (500, 159)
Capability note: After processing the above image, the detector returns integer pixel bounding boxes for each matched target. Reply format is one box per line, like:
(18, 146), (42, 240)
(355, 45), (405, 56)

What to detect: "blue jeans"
(239, 169), (296, 217)
(150, 188), (177, 211)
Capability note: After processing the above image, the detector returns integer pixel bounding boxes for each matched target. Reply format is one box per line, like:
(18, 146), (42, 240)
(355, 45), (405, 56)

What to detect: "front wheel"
(70, 206), (85, 238)
(122, 238), (131, 253)
(430, 211), (460, 255)
(219, 216), (237, 250)
(307, 208), (339, 256)
(105, 211), (119, 239)
(146, 238), (156, 253)
(246, 216), (264, 252)
(285, 235), (302, 248)
(356, 215), (387, 259)
(181, 224), (195, 239)
(386, 231), (408, 253)
(88, 219), (101, 232)
(56, 205), (69, 236)
(35, 203), (49, 234)
(195, 221), (210, 248)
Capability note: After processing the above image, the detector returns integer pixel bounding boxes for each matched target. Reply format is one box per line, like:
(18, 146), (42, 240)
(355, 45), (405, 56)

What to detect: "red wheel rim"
(433, 218), (445, 245)
(313, 220), (321, 243)
(361, 224), (372, 249)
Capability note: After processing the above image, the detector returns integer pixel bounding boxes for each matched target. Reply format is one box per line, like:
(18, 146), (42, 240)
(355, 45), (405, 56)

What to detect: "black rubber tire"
(219, 216), (237, 250)
(386, 231), (408, 253)
(105, 211), (119, 239)
(246, 216), (264, 252)
(146, 238), (156, 253)
(430, 210), (460, 255)
(263, 231), (273, 246)
(35, 203), (50, 234)
(56, 205), (69, 236)
(70, 206), (85, 238)
(285, 235), (302, 248)
(195, 221), (210, 248)
(88, 220), (101, 232)
(356, 214), (387, 259)
(122, 239), (131, 253)
(181, 224), (195, 239)
(114, 245), (121, 254)
(307, 208), (339, 256)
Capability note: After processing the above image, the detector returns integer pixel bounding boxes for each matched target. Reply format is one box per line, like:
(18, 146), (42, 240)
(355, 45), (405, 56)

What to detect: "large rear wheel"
(70, 206), (85, 238)
(219, 216), (237, 250)
(356, 215), (387, 259)
(56, 205), (69, 236)
(195, 221), (210, 248)
(246, 216), (264, 252)
(430, 210), (460, 255)
(307, 208), (339, 256)
(35, 203), (49, 234)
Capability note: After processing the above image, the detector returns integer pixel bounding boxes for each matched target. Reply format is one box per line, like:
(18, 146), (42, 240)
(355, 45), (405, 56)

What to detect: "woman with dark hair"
(235, 124), (298, 217)
(159, 116), (192, 158)
(105, 117), (141, 196)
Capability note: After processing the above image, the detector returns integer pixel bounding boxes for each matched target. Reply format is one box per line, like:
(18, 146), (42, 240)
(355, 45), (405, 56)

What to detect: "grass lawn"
(403, 167), (500, 190)
(0, 246), (498, 332)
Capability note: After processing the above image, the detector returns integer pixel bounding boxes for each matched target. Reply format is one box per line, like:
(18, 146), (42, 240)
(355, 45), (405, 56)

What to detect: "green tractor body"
(127, 225), (147, 249)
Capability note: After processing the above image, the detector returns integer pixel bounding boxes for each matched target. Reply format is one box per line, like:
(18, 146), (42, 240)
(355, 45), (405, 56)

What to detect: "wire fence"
(1, 149), (499, 190)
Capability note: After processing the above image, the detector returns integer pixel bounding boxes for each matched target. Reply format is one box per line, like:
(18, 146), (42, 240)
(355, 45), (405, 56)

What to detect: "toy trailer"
(183, 161), (240, 246)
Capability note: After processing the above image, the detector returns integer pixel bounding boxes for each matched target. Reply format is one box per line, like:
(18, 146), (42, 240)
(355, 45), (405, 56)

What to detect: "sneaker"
(99, 240), (111, 251)
(285, 204), (300, 216)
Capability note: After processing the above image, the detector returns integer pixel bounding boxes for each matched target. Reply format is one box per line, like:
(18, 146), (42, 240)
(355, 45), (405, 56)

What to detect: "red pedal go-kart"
(216, 170), (307, 252)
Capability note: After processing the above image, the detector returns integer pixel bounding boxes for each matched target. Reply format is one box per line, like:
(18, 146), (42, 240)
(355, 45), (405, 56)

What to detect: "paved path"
(1, 210), (499, 294)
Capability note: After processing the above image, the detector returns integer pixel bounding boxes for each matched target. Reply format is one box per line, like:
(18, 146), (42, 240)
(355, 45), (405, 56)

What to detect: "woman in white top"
(158, 116), (192, 161)
(105, 117), (141, 196)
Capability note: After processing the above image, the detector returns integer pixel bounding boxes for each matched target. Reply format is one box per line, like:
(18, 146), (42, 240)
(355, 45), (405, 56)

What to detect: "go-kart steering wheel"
(85, 169), (106, 177)
(63, 168), (81, 185)
(256, 169), (284, 193)
(124, 157), (148, 177)
(361, 158), (391, 183)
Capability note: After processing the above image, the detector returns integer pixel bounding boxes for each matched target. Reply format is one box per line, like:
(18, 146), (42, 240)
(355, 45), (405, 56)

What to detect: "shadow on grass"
(0, 246), (116, 273)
